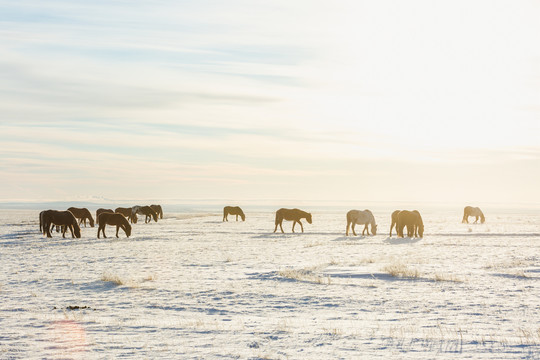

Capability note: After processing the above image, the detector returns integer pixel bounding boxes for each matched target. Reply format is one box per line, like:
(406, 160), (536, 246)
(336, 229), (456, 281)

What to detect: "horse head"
(73, 222), (81, 238)
(125, 222), (132, 237)
(306, 213), (312, 224)
(89, 216), (95, 228)
(240, 212), (246, 221)
(371, 224), (377, 235)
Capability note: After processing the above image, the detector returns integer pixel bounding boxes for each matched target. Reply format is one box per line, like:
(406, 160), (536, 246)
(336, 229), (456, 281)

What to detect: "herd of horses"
(225, 205), (483, 237)
(39, 204), (163, 239)
(39, 204), (485, 239)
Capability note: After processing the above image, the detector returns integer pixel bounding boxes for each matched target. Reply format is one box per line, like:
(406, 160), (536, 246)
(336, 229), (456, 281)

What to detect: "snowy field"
(1, 207), (539, 359)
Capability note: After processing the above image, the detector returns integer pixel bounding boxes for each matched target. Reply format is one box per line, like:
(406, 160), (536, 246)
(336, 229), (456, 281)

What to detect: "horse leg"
(116, 226), (120, 238)
(45, 221), (52, 238)
(389, 222), (394, 237)
(223, 212), (227, 221)
(236, 215), (238, 221)
(298, 220), (304, 233)
(362, 224), (368, 236)
(292, 221), (296, 233)
(474, 216), (478, 224)
(346, 221), (350, 236)
(351, 223), (357, 236)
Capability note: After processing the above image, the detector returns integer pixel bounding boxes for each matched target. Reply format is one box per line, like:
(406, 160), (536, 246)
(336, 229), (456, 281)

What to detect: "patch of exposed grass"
(433, 272), (464, 283)
(278, 268), (331, 285)
(101, 272), (139, 288)
(383, 263), (420, 279)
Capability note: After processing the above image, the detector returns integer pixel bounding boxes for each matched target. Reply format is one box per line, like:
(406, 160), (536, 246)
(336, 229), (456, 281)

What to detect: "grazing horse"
(132, 205), (158, 223)
(223, 206), (245, 221)
(462, 206), (485, 224)
(97, 212), (132, 238)
(389, 210), (401, 237)
(274, 208), (312, 233)
(67, 207), (95, 227)
(150, 204), (163, 219)
(346, 209), (377, 236)
(396, 210), (424, 238)
(96, 208), (114, 224)
(115, 207), (138, 224)
(41, 210), (81, 238)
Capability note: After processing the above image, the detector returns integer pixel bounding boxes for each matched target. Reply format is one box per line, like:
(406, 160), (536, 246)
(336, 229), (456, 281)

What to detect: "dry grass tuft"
(101, 272), (139, 288)
(433, 272), (463, 283)
(383, 263), (420, 279)
(278, 268), (332, 285)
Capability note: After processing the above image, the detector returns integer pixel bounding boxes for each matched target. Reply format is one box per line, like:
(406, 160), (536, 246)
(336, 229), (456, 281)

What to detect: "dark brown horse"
(223, 206), (245, 221)
(97, 212), (132, 238)
(462, 206), (485, 224)
(396, 210), (424, 238)
(96, 208), (114, 224)
(115, 207), (138, 224)
(274, 208), (312, 233)
(132, 205), (158, 223)
(67, 207), (95, 227)
(41, 210), (81, 238)
(150, 204), (163, 219)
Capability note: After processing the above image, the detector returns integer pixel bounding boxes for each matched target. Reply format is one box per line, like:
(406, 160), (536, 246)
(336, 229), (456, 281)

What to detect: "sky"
(0, 0), (539, 207)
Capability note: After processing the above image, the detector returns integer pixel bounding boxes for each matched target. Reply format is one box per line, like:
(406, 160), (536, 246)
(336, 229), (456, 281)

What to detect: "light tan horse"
(41, 210), (81, 238)
(223, 206), (245, 221)
(97, 212), (132, 238)
(346, 209), (377, 236)
(67, 207), (95, 227)
(396, 210), (424, 238)
(115, 207), (138, 224)
(389, 210), (401, 237)
(462, 206), (485, 224)
(274, 208), (312, 233)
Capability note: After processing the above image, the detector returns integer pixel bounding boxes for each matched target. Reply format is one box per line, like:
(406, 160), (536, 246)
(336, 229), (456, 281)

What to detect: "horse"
(67, 207), (95, 227)
(115, 207), (138, 224)
(96, 208), (114, 224)
(132, 205), (158, 223)
(97, 212), (132, 238)
(346, 209), (377, 236)
(150, 204), (163, 219)
(41, 210), (81, 238)
(462, 206), (485, 224)
(223, 206), (245, 221)
(274, 208), (312, 233)
(396, 210), (424, 238)
(389, 210), (401, 237)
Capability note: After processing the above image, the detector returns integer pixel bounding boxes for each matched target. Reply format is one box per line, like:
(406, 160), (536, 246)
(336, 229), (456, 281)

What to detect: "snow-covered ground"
(1, 207), (539, 359)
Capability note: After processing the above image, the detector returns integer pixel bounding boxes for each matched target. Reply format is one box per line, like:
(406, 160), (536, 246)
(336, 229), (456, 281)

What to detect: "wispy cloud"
(0, 0), (539, 204)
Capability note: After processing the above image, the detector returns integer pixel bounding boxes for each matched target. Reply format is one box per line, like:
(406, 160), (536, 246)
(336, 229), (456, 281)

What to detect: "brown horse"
(41, 210), (81, 238)
(132, 205), (158, 223)
(396, 210), (424, 238)
(115, 207), (138, 224)
(274, 208), (312, 233)
(223, 206), (245, 221)
(95, 208), (114, 224)
(462, 206), (485, 224)
(97, 212), (132, 238)
(150, 204), (163, 219)
(67, 207), (95, 227)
